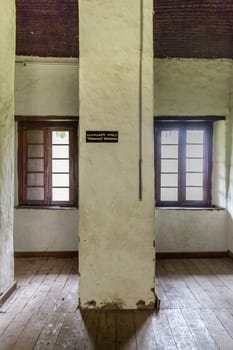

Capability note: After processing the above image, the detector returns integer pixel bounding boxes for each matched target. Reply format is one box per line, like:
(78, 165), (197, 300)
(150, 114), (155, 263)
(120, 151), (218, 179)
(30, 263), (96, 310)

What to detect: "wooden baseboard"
(156, 251), (229, 259)
(14, 251), (78, 258)
(14, 250), (232, 260)
(0, 281), (17, 307)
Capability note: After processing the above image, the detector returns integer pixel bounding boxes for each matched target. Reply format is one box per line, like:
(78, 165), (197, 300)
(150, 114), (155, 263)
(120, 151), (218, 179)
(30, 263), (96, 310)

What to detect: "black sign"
(86, 131), (118, 143)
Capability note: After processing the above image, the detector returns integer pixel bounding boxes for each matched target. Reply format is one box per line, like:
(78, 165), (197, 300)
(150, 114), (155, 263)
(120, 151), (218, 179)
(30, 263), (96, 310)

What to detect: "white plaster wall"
(0, 0), (15, 293)
(212, 121), (226, 208)
(14, 57), (230, 253)
(226, 66), (233, 253)
(15, 58), (78, 116)
(156, 209), (227, 252)
(14, 58), (79, 252)
(154, 59), (229, 252)
(14, 209), (78, 252)
(154, 59), (230, 116)
(78, 0), (155, 308)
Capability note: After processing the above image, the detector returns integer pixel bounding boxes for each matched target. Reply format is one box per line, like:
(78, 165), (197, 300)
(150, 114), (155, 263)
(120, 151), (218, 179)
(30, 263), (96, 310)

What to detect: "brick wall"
(154, 0), (233, 58)
(16, 0), (78, 57)
(16, 0), (233, 58)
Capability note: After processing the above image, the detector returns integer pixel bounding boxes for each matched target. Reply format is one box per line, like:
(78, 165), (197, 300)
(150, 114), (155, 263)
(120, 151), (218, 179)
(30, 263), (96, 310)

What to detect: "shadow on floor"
(80, 309), (158, 349)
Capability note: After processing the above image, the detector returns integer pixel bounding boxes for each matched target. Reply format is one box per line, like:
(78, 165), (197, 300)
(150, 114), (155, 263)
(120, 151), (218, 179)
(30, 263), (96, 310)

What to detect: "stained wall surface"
(0, 0), (15, 294)
(154, 59), (228, 253)
(78, 0), (156, 308)
(14, 58), (79, 253)
(15, 58), (78, 116)
(226, 72), (233, 253)
(14, 58), (230, 253)
(156, 210), (227, 253)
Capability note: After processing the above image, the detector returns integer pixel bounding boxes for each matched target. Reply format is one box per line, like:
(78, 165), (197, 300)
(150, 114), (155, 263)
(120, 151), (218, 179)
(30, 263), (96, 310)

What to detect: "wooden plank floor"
(1, 258), (233, 349)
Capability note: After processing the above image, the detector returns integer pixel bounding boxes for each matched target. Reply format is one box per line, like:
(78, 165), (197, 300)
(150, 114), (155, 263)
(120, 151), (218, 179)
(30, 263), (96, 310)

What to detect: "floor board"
(0, 257), (233, 349)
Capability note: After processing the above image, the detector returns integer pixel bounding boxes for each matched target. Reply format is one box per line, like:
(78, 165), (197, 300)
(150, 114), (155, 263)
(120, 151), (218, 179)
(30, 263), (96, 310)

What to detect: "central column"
(79, 0), (156, 309)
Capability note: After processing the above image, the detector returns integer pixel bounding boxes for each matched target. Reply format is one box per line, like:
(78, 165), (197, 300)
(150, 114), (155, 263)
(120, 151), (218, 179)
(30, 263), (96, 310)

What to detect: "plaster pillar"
(0, 1), (15, 295)
(79, 0), (156, 308)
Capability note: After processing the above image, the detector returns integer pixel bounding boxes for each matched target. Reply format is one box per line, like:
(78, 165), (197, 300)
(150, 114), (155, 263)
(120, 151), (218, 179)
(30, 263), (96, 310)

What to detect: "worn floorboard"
(0, 257), (233, 349)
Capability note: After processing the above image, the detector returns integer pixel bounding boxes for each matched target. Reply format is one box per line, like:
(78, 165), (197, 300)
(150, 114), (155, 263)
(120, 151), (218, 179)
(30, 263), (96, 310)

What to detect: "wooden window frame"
(18, 120), (78, 207)
(154, 121), (213, 207)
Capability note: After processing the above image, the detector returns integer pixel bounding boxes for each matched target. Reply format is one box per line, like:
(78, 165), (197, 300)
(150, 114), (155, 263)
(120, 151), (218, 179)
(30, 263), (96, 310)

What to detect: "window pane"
(27, 159), (44, 172)
(52, 131), (69, 144)
(160, 187), (178, 201)
(161, 159), (178, 173)
(186, 130), (204, 144)
(161, 145), (178, 159)
(52, 145), (69, 159)
(186, 158), (203, 172)
(186, 187), (203, 201)
(186, 145), (203, 158)
(161, 130), (178, 144)
(27, 173), (44, 186)
(27, 187), (44, 200)
(52, 188), (69, 201)
(27, 130), (44, 143)
(27, 145), (44, 158)
(52, 174), (69, 187)
(186, 173), (203, 186)
(161, 174), (178, 187)
(52, 160), (69, 173)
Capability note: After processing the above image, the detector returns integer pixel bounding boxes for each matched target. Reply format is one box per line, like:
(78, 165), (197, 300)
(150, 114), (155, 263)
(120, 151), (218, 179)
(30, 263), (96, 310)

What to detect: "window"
(18, 121), (78, 207)
(154, 121), (213, 207)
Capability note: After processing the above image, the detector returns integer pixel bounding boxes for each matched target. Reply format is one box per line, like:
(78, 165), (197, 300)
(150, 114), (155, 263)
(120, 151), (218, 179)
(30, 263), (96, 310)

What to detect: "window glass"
(155, 121), (212, 206)
(52, 131), (69, 144)
(52, 188), (69, 201)
(18, 121), (77, 206)
(161, 187), (178, 201)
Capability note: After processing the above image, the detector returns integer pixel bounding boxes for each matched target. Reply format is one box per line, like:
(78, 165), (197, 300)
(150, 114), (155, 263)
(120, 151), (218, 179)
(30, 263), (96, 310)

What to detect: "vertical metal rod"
(139, 0), (143, 201)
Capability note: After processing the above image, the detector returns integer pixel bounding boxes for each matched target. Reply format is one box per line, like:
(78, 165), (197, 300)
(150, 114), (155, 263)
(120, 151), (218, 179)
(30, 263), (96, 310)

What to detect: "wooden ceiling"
(16, 0), (233, 58)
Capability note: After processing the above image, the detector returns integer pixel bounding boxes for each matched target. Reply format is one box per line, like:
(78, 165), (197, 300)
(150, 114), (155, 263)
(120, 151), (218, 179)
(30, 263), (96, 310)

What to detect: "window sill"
(155, 206), (225, 211)
(15, 205), (78, 210)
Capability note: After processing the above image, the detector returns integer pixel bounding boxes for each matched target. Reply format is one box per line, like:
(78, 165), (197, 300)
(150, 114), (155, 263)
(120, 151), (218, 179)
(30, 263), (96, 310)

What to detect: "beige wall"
(226, 67), (233, 252)
(154, 59), (229, 252)
(156, 209), (227, 252)
(14, 209), (78, 252)
(0, 0), (15, 294)
(78, 0), (155, 308)
(154, 59), (230, 116)
(15, 57), (78, 116)
(14, 58), (79, 252)
(14, 57), (232, 253)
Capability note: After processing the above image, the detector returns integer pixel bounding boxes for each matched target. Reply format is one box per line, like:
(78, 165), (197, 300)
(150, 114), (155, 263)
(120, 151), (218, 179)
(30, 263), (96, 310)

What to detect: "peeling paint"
(78, 0), (156, 309)
(100, 298), (125, 310)
(136, 300), (155, 309)
(85, 300), (97, 308)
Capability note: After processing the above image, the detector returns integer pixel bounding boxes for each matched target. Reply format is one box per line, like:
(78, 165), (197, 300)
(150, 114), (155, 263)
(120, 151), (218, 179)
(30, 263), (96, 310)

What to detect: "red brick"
(16, 0), (78, 57)
(154, 0), (233, 58)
